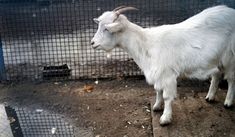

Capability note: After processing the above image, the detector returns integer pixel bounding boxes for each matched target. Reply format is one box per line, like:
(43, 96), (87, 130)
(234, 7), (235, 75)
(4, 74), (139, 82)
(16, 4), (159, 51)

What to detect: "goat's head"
(91, 6), (138, 51)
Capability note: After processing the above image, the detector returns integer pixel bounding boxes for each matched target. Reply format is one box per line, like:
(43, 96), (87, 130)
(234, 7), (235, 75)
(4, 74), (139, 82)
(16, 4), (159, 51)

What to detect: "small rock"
(210, 124), (216, 128)
(143, 106), (148, 109)
(133, 120), (138, 125)
(95, 107), (102, 110)
(127, 121), (131, 125)
(198, 106), (203, 111)
(146, 109), (151, 113)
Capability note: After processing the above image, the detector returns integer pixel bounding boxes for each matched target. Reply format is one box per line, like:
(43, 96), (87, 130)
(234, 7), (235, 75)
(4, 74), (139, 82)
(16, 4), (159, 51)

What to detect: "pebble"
(133, 120), (138, 124)
(146, 109), (151, 113)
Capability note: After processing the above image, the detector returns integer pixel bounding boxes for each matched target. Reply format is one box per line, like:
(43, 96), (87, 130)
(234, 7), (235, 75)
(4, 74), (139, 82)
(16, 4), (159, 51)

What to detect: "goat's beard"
(106, 51), (112, 58)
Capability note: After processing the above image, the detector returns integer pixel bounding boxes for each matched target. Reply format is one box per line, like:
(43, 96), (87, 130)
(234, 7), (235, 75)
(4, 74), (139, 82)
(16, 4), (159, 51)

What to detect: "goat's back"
(179, 5), (235, 79)
(146, 5), (235, 80)
(180, 5), (235, 30)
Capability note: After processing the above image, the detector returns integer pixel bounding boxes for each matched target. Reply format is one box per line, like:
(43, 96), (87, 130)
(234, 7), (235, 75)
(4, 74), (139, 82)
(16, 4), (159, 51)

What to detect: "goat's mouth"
(92, 45), (100, 49)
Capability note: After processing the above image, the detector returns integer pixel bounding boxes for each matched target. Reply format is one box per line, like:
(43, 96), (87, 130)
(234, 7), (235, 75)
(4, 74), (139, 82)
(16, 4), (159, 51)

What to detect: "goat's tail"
(231, 32), (235, 56)
(220, 32), (235, 70)
(221, 32), (235, 80)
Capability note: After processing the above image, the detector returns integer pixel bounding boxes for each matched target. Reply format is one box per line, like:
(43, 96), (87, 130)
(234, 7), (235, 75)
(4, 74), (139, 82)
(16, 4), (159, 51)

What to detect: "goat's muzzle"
(91, 40), (100, 49)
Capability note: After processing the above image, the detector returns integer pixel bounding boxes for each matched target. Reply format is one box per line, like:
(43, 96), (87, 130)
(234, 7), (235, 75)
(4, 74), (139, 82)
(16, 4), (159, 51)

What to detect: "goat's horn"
(113, 6), (127, 11)
(115, 6), (138, 16)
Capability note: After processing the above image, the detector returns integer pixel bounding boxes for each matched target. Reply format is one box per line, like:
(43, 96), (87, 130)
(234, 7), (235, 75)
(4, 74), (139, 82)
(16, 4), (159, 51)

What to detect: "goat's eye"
(103, 28), (108, 32)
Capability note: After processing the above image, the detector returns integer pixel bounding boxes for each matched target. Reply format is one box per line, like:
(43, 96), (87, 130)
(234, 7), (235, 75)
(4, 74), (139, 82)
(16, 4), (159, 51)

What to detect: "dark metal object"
(43, 64), (71, 79)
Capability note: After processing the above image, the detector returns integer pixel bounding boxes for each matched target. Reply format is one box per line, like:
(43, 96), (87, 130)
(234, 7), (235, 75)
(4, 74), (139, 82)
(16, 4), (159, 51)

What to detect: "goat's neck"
(118, 22), (149, 69)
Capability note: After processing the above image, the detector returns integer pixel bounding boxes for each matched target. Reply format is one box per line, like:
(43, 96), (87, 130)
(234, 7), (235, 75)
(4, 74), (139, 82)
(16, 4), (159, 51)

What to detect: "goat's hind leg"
(205, 72), (222, 102)
(224, 79), (235, 108)
(153, 89), (163, 111)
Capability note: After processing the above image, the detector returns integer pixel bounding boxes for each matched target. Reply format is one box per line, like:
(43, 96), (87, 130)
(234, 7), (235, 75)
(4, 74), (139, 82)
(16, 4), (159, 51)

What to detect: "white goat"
(91, 5), (235, 125)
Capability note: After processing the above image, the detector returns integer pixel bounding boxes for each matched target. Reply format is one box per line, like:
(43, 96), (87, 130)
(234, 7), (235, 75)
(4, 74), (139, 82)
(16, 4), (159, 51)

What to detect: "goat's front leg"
(159, 77), (177, 125)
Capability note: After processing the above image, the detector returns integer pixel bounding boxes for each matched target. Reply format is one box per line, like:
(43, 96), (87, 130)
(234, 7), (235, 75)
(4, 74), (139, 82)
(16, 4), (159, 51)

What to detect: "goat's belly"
(183, 67), (219, 80)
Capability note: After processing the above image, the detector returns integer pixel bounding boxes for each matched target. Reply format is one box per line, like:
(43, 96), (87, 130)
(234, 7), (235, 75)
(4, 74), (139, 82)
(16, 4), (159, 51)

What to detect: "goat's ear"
(105, 22), (123, 33)
(93, 18), (99, 24)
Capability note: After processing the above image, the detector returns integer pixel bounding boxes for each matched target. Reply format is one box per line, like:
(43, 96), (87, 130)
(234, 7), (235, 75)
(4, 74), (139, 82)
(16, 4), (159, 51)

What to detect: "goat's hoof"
(159, 115), (172, 126)
(224, 104), (233, 109)
(153, 103), (163, 112)
(153, 109), (162, 112)
(153, 106), (163, 112)
(205, 97), (215, 103)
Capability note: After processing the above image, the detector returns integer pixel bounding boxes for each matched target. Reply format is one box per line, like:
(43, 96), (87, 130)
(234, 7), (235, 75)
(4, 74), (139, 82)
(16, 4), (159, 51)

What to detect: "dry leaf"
(83, 85), (94, 92)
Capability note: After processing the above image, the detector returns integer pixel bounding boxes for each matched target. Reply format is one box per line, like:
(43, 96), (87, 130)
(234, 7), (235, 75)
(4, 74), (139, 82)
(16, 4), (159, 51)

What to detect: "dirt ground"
(0, 78), (153, 137)
(0, 78), (235, 137)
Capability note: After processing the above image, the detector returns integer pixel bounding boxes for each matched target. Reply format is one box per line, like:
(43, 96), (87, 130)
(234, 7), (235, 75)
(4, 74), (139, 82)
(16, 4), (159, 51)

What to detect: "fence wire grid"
(1, 105), (86, 137)
(0, 0), (235, 81)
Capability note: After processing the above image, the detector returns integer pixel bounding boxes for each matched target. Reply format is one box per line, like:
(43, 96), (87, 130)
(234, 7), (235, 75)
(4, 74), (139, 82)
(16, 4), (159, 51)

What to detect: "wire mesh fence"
(0, 105), (93, 137)
(12, 108), (75, 137)
(0, 0), (235, 81)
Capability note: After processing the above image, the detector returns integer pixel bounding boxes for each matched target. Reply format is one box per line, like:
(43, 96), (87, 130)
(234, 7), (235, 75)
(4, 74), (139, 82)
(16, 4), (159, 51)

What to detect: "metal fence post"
(0, 37), (6, 80)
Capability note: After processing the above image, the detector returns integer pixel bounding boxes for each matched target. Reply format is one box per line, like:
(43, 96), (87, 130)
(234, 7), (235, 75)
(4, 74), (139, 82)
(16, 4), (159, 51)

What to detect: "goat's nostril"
(91, 41), (95, 45)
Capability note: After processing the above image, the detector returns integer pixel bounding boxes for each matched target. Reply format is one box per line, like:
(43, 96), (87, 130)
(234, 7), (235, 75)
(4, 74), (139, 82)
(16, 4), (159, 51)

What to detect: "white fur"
(91, 5), (235, 125)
